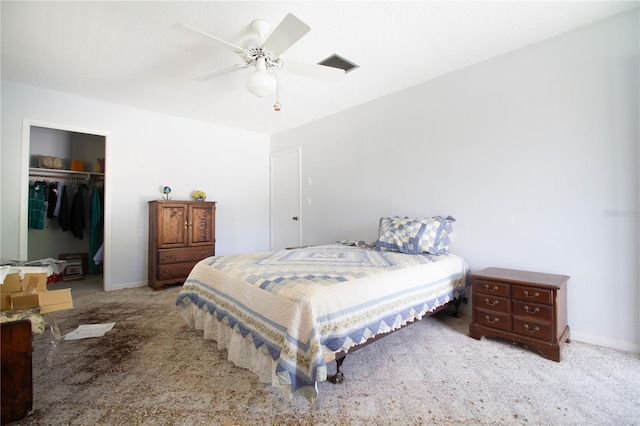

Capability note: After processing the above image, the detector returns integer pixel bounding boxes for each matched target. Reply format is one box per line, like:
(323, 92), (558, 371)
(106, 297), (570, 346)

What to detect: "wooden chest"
(1, 320), (33, 424)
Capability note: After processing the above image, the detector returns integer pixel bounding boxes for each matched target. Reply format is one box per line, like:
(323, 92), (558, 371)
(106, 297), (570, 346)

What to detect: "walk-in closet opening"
(24, 124), (108, 290)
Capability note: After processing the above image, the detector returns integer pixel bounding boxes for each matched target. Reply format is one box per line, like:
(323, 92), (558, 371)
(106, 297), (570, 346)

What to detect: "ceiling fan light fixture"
(245, 57), (277, 97)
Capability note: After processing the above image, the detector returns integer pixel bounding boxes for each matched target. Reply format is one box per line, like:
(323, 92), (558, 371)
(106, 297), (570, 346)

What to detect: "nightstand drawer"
(475, 295), (510, 314)
(475, 309), (511, 332)
(512, 285), (552, 304)
(474, 280), (510, 297)
(512, 300), (552, 321)
(513, 318), (552, 341)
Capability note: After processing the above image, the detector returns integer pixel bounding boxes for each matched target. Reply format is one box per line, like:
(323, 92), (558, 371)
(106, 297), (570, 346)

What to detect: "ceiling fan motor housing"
(251, 19), (270, 39)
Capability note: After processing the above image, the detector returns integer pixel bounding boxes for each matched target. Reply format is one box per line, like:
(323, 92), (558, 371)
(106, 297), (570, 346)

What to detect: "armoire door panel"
(157, 204), (189, 248)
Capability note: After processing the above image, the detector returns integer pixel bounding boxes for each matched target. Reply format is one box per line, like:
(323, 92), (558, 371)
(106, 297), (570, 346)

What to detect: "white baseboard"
(570, 330), (640, 354)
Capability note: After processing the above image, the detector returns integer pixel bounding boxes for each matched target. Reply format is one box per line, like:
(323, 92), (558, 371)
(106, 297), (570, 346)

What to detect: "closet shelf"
(29, 168), (104, 180)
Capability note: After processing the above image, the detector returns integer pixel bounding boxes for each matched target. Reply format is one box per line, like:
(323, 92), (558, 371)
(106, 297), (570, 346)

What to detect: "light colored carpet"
(10, 276), (640, 425)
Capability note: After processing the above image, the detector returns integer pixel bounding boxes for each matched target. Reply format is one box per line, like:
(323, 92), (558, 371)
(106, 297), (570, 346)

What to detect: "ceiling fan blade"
(173, 23), (245, 53)
(193, 64), (245, 81)
(263, 13), (310, 56)
(285, 60), (345, 82)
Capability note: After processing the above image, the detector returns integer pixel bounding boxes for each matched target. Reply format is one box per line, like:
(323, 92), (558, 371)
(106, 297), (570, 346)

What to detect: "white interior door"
(270, 148), (301, 250)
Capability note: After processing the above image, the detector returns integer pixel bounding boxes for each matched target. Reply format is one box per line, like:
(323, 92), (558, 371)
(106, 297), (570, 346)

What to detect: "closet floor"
(48, 273), (103, 296)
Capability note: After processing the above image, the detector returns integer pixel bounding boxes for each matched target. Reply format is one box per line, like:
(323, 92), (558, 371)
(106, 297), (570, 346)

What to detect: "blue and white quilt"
(176, 243), (468, 402)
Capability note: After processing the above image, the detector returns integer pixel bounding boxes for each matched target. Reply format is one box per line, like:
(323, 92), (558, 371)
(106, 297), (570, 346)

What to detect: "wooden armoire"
(148, 200), (216, 290)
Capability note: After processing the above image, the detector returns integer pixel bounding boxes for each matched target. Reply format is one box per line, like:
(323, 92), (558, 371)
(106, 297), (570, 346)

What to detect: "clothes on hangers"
(46, 182), (58, 218)
(69, 184), (87, 239)
(28, 181), (47, 229)
(89, 185), (103, 272)
(58, 185), (71, 231)
(53, 184), (63, 217)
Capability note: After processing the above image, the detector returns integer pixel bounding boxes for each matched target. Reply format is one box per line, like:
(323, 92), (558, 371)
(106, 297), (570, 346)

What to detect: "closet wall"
(28, 126), (105, 271)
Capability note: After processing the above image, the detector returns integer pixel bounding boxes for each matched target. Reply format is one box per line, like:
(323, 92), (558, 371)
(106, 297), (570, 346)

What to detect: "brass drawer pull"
(523, 290), (539, 299)
(484, 298), (499, 306)
(523, 324), (540, 333)
(484, 315), (499, 324)
(524, 305), (540, 314)
(484, 284), (499, 292)
(165, 254), (176, 259)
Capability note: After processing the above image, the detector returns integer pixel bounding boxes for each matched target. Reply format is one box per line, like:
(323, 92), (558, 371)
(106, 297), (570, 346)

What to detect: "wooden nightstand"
(469, 267), (570, 361)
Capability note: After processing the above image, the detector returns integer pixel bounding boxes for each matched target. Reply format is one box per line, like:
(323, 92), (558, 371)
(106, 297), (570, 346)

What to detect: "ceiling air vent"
(318, 54), (359, 73)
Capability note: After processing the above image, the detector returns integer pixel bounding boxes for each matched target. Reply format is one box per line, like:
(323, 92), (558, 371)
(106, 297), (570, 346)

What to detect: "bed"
(175, 216), (469, 402)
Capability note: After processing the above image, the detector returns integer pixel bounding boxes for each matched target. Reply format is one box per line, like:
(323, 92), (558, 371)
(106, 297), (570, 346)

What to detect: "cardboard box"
(0, 272), (73, 314)
(1, 273), (21, 293)
(0, 294), (12, 310)
(11, 289), (73, 314)
(40, 289), (73, 314)
(22, 273), (48, 292)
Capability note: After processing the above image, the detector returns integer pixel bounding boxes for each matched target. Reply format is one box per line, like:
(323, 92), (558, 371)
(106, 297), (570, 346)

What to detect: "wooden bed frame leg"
(328, 355), (345, 384)
(453, 298), (462, 318)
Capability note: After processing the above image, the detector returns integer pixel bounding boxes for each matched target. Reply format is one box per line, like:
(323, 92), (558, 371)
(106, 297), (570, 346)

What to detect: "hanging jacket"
(69, 185), (86, 239)
(58, 185), (71, 231)
(46, 182), (58, 218)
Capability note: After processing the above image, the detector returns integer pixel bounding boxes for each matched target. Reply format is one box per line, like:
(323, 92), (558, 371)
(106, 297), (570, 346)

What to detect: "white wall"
(1, 82), (271, 290)
(271, 11), (639, 352)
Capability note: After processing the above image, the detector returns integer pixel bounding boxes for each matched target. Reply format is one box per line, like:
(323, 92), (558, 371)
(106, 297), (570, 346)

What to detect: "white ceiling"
(2, 1), (637, 135)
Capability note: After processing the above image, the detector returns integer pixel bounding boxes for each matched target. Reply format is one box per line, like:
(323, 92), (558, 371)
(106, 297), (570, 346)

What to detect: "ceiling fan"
(176, 13), (345, 98)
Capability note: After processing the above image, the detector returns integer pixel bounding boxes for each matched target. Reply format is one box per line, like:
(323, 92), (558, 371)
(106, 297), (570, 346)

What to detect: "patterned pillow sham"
(375, 217), (426, 255)
(416, 215), (455, 255)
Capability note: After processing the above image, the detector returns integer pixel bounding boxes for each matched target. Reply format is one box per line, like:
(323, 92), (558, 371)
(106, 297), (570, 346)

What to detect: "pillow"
(415, 215), (455, 255)
(375, 217), (426, 255)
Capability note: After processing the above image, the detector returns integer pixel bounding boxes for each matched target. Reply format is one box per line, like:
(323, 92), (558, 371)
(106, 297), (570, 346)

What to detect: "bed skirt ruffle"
(177, 299), (302, 401)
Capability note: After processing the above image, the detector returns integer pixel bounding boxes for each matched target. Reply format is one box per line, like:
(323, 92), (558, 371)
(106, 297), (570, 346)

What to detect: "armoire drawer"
(158, 247), (214, 265)
(158, 262), (199, 280)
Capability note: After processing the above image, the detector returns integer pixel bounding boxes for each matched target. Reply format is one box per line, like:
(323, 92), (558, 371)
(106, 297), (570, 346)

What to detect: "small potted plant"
(192, 190), (206, 201)
(162, 186), (172, 200)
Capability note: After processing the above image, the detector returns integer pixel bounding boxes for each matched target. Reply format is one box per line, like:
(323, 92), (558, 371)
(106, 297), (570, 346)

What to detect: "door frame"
(19, 119), (112, 291)
(270, 147), (302, 250)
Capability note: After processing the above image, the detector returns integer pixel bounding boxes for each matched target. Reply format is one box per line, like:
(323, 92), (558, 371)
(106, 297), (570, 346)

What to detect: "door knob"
(292, 216), (298, 221)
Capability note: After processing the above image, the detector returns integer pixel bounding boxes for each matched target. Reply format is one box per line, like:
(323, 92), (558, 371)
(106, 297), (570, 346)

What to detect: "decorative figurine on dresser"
(469, 267), (570, 361)
(148, 200), (216, 290)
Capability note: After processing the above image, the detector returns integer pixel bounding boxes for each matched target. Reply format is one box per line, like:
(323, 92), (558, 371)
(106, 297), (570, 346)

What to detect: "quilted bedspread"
(176, 243), (468, 402)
